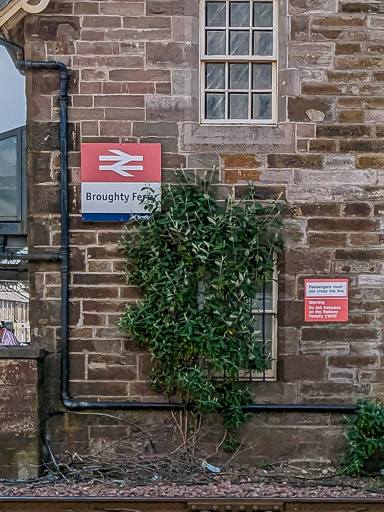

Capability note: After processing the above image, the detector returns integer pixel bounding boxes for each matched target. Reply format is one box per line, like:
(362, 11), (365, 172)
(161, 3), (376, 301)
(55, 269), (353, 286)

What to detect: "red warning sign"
(304, 279), (348, 323)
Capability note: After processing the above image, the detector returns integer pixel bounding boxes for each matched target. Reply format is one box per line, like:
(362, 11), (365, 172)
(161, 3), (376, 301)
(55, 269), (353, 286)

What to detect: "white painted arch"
(0, 0), (51, 27)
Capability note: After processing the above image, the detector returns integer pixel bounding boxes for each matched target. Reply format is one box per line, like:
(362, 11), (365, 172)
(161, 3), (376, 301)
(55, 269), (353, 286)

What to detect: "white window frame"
(200, 0), (278, 125)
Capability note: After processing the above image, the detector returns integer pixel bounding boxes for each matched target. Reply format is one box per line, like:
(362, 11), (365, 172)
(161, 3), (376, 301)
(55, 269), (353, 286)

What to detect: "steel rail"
(0, 496), (382, 503)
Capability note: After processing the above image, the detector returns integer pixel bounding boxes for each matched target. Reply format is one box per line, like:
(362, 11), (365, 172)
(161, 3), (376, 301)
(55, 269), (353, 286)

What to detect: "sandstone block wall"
(16, 0), (384, 463)
(0, 350), (40, 478)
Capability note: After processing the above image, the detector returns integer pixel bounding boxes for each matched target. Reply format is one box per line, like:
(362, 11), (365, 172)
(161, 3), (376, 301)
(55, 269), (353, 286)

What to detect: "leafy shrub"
(341, 401), (384, 476)
(119, 181), (282, 432)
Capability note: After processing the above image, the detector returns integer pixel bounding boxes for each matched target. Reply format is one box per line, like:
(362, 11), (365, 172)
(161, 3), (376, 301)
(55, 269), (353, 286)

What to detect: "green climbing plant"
(341, 401), (384, 476)
(119, 180), (283, 436)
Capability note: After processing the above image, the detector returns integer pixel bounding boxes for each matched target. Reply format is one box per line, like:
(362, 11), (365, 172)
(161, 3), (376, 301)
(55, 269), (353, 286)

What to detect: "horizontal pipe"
(63, 399), (358, 414)
(0, 252), (61, 262)
(16, 60), (67, 73)
(242, 404), (358, 413)
(63, 399), (185, 410)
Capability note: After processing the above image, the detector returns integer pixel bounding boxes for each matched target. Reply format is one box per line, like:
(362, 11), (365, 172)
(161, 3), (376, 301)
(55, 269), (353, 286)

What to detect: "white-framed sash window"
(200, 0), (278, 124)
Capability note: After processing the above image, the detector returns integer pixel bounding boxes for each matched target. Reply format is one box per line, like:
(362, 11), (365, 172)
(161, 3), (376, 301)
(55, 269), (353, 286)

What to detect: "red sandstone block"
(72, 273), (124, 286)
(280, 356), (326, 382)
(69, 354), (86, 380)
(94, 95), (144, 108)
(70, 339), (123, 354)
(83, 16), (122, 28)
(74, 2), (99, 14)
(335, 248), (384, 260)
(336, 56), (384, 70)
(77, 42), (120, 55)
(0, 386), (37, 412)
(79, 82), (102, 94)
(103, 82), (155, 94)
(69, 231), (97, 246)
(109, 69), (170, 82)
(105, 28), (172, 41)
(99, 2), (144, 16)
(68, 107), (104, 121)
(88, 260), (114, 272)
(69, 328), (94, 339)
(87, 246), (124, 260)
(123, 16), (171, 29)
(88, 364), (137, 381)
(129, 381), (159, 397)
(329, 355), (378, 368)
(155, 82), (171, 94)
(70, 381), (128, 397)
(284, 249), (332, 273)
(82, 313), (106, 326)
(82, 300), (126, 313)
(309, 140), (337, 152)
(301, 328), (379, 342)
(146, 0), (198, 16)
(104, 109), (145, 121)
(0, 361), (37, 387)
(0, 413), (38, 434)
(71, 287), (119, 300)
(79, 30), (105, 41)
(268, 154), (323, 169)
(100, 56), (144, 68)
(308, 233), (348, 247)
(97, 231), (123, 245)
(221, 154), (263, 169)
(343, 202), (372, 216)
(312, 15), (366, 27)
(88, 352), (137, 368)
(297, 203), (341, 217)
(100, 121), (134, 136)
(308, 218), (379, 231)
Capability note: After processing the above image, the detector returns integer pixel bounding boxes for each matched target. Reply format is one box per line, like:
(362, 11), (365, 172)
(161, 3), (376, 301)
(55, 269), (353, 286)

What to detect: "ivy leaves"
(119, 182), (282, 432)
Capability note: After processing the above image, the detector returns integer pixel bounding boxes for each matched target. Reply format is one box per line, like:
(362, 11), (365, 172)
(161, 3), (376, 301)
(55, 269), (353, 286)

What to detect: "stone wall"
(0, 349), (41, 478)
(19, 0), (384, 464)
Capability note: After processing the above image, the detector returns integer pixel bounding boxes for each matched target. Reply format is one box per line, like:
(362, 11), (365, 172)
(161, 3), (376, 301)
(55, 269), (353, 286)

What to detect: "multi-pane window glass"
(239, 277), (278, 381)
(202, 0), (276, 123)
(0, 127), (25, 236)
(0, 135), (19, 221)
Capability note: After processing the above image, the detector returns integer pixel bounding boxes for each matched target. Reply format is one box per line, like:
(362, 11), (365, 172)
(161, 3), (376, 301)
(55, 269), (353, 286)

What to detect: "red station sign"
(304, 279), (348, 323)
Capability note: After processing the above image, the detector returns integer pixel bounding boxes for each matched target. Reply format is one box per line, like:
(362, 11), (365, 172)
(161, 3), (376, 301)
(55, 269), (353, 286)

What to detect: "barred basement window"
(221, 270), (278, 382)
(200, 0), (277, 124)
(248, 273), (278, 381)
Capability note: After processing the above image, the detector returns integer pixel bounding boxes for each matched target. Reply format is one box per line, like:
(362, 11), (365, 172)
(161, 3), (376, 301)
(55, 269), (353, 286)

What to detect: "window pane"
(253, 1), (273, 27)
(253, 30), (273, 55)
(206, 63), (226, 89)
(229, 93), (248, 119)
(253, 281), (273, 311)
(254, 314), (273, 368)
(229, 63), (249, 89)
(0, 136), (18, 220)
(206, 30), (226, 55)
(206, 1), (226, 27)
(229, 1), (250, 27)
(206, 93), (225, 119)
(254, 314), (273, 342)
(252, 63), (272, 89)
(229, 30), (249, 55)
(252, 93), (272, 119)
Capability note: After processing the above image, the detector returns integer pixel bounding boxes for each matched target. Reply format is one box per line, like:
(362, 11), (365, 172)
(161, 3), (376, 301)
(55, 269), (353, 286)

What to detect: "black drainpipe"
(2, 41), (358, 415)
